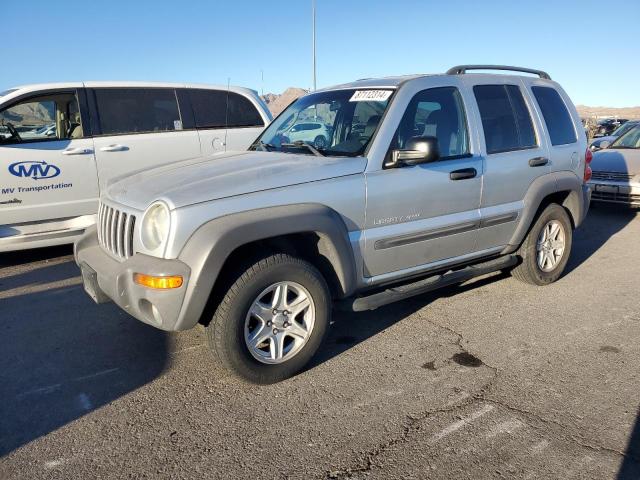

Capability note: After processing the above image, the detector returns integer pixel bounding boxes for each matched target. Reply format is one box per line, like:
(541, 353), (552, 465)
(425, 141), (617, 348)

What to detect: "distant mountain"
(261, 87), (307, 116)
(576, 105), (640, 120)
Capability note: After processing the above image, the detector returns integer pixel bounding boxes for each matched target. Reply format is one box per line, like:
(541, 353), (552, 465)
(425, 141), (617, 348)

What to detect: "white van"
(0, 82), (272, 251)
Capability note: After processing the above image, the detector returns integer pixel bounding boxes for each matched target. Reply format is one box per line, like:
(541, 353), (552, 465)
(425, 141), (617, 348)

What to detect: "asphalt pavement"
(1, 206), (639, 479)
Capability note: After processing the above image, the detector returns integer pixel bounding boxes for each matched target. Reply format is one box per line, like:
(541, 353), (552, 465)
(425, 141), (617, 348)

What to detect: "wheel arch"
(504, 172), (587, 252)
(175, 204), (358, 329)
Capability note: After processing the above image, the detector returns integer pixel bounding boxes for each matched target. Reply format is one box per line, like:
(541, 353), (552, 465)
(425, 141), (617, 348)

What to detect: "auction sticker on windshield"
(349, 90), (393, 102)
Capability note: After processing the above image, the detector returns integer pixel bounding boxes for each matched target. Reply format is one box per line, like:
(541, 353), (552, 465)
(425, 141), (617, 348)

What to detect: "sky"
(4, 0), (639, 107)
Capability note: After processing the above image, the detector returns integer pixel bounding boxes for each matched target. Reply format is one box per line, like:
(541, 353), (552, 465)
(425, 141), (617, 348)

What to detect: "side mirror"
(390, 136), (440, 167)
(600, 140), (611, 149)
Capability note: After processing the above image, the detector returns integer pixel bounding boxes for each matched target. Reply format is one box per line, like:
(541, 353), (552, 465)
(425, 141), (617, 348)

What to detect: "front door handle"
(62, 147), (93, 155)
(529, 156), (549, 167)
(449, 168), (477, 181)
(99, 144), (129, 152)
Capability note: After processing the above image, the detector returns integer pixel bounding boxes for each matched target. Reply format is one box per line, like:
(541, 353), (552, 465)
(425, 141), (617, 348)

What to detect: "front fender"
(174, 203), (357, 330)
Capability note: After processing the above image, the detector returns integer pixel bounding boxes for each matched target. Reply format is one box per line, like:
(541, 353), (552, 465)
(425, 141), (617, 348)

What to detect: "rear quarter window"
(188, 90), (264, 129)
(531, 86), (577, 146)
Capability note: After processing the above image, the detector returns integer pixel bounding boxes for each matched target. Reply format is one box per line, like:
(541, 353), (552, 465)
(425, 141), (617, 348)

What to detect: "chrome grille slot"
(97, 202), (137, 260)
(591, 171), (634, 182)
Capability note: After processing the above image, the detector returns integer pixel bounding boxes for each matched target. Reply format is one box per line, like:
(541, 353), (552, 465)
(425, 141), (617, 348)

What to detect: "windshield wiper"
(281, 140), (325, 157)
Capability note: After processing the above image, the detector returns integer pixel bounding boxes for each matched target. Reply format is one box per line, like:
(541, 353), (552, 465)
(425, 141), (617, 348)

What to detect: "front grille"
(591, 191), (640, 206)
(591, 171), (635, 182)
(97, 203), (136, 259)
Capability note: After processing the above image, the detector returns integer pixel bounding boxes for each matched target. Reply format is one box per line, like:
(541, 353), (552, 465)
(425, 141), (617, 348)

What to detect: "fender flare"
(173, 203), (358, 330)
(505, 171), (588, 251)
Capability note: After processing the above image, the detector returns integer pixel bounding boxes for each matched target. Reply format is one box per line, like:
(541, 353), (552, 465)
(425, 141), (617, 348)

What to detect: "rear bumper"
(74, 226), (192, 331)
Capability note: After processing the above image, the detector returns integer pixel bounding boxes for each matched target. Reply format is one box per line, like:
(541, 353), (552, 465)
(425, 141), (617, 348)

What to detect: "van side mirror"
(390, 136), (440, 167)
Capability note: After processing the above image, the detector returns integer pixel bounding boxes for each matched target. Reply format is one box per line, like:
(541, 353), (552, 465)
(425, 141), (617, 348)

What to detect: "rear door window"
(531, 86), (577, 146)
(473, 84), (537, 154)
(95, 88), (181, 135)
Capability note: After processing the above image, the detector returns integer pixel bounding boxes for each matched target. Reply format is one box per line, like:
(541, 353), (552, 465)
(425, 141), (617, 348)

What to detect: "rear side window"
(474, 84), (537, 154)
(531, 86), (577, 146)
(95, 88), (181, 135)
(189, 89), (264, 129)
(227, 92), (264, 128)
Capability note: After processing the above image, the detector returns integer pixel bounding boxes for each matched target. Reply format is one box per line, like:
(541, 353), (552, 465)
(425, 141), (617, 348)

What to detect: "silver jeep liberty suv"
(76, 65), (591, 383)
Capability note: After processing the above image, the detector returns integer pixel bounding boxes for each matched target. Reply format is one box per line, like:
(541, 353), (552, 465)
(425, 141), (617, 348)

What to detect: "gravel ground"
(0, 206), (639, 479)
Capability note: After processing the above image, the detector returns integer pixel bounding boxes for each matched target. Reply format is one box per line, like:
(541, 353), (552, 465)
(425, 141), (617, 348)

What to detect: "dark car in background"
(590, 120), (639, 151)
(595, 118), (628, 137)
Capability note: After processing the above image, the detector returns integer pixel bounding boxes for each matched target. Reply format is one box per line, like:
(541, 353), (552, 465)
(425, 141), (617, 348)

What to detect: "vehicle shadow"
(309, 272), (509, 370)
(618, 409), (640, 479)
(563, 204), (636, 275)
(0, 248), (169, 457)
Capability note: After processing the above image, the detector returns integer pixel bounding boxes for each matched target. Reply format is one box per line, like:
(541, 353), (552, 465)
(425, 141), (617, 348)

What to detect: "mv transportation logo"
(8, 161), (61, 180)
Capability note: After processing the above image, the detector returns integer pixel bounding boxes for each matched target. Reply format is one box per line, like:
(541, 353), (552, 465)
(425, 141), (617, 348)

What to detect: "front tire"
(206, 254), (331, 384)
(512, 203), (573, 286)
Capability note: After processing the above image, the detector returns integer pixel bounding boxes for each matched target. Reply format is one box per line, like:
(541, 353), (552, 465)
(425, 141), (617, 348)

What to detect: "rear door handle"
(62, 147), (93, 155)
(529, 156), (549, 167)
(449, 168), (477, 181)
(99, 144), (129, 152)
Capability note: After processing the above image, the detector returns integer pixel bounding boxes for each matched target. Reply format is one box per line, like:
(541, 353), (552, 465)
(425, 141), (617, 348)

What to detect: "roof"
(0, 81), (260, 103)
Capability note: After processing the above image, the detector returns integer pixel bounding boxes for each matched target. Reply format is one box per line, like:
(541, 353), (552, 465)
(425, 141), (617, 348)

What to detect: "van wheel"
(206, 253), (330, 384)
(512, 203), (573, 286)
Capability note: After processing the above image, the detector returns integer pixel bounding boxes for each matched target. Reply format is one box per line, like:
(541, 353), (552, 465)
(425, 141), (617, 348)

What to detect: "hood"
(106, 151), (367, 210)
(591, 148), (640, 176)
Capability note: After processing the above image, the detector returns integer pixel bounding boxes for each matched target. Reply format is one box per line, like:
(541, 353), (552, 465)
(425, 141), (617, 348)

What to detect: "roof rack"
(446, 65), (551, 80)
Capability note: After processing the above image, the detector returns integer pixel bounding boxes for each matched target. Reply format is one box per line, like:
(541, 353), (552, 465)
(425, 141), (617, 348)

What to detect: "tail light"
(584, 148), (593, 183)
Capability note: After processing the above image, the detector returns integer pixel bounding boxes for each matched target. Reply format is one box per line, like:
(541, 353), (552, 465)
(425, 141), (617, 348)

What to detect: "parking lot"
(0, 206), (639, 479)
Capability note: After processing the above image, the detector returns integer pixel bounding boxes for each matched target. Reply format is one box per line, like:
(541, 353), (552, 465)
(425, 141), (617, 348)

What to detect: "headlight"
(141, 201), (170, 251)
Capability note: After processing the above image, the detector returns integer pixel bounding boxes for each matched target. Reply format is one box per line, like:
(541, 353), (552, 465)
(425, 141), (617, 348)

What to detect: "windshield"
(251, 89), (393, 157)
(611, 121), (636, 137)
(610, 125), (640, 149)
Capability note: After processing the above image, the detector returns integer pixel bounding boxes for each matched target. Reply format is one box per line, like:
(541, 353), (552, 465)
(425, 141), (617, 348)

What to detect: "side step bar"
(338, 255), (518, 312)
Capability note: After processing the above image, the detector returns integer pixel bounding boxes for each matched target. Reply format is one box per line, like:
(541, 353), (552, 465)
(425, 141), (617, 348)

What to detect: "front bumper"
(587, 179), (640, 206)
(75, 226), (192, 331)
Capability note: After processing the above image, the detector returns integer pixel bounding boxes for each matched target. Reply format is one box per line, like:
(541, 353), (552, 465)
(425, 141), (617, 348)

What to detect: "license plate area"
(594, 184), (619, 194)
(81, 264), (110, 304)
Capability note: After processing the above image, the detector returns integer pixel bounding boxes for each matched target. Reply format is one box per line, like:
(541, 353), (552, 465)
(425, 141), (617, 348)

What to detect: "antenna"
(312, 0), (317, 91)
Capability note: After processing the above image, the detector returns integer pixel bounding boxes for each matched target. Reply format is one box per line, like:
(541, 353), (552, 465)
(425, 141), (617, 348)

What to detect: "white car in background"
(283, 121), (330, 148)
(0, 82), (272, 252)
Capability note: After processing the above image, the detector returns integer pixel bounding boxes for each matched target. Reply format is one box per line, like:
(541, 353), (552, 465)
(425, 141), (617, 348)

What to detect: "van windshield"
(250, 89), (393, 157)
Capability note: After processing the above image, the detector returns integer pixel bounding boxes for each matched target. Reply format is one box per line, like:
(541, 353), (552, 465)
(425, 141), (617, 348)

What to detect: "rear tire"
(512, 203), (573, 286)
(205, 253), (331, 384)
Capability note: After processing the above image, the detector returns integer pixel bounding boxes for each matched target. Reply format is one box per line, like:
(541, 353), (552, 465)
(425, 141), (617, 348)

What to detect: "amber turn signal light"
(133, 273), (183, 289)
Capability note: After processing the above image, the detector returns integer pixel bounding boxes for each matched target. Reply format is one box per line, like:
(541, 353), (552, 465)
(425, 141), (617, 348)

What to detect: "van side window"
(390, 86), (469, 159)
(189, 90), (264, 129)
(95, 88), (181, 135)
(473, 85), (537, 154)
(531, 86), (577, 146)
(0, 93), (83, 144)
(189, 89), (227, 128)
(227, 92), (264, 128)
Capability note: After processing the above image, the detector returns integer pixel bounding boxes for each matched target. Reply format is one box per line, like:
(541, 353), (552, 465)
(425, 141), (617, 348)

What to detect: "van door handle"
(62, 147), (93, 155)
(449, 168), (477, 181)
(99, 144), (129, 152)
(529, 156), (549, 167)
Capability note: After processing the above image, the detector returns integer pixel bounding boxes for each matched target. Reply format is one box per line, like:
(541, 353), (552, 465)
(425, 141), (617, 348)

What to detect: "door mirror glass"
(599, 140), (611, 149)
(391, 136), (440, 167)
